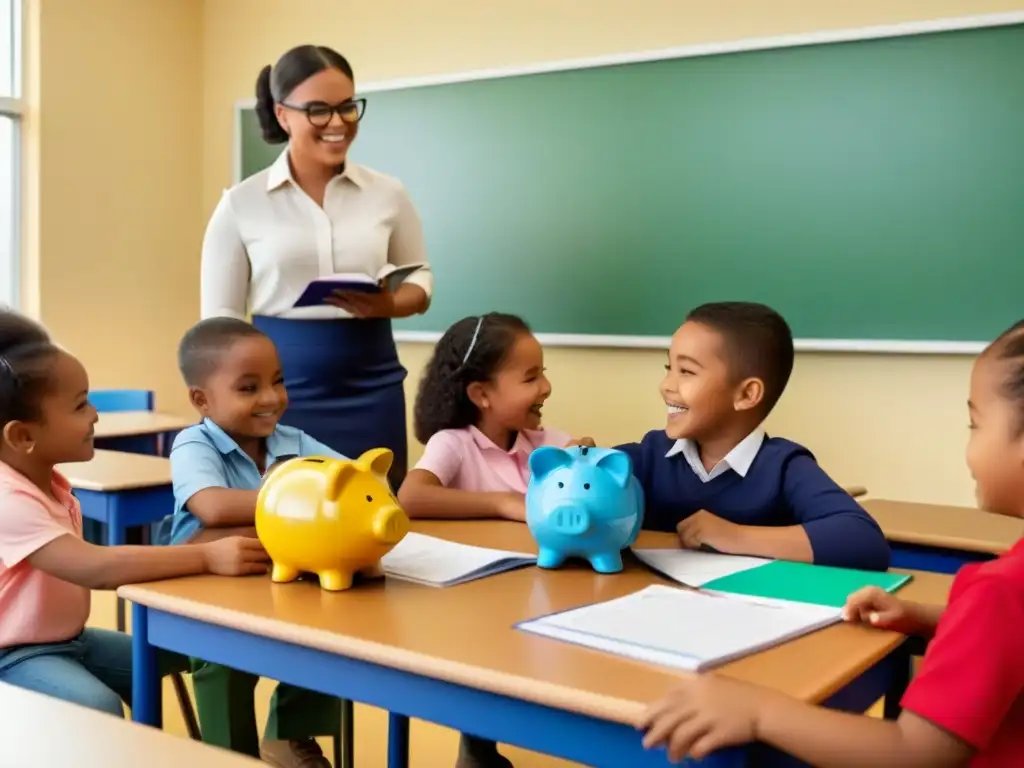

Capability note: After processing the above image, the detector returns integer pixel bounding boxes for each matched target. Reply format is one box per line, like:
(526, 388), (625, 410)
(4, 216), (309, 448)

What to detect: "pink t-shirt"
(415, 425), (571, 493)
(0, 463), (90, 648)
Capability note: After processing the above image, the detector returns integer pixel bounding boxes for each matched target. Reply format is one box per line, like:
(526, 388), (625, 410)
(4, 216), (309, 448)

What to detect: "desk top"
(0, 681), (260, 767)
(94, 411), (191, 439)
(864, 498), (1023, 555)
(59, 449), (171, 491)
(120, 522), (953, 727)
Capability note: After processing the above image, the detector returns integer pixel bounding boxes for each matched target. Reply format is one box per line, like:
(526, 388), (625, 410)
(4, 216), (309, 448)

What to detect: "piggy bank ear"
(358, 448), (394, 479)
(529, 446), (574, 480)
(595, 450), (633, 488)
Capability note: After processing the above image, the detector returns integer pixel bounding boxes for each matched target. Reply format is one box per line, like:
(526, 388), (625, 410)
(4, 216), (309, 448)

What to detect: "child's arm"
(172, 440), (258, 528)
(27, 534), (268, 590)
(398, 469), (525, 521)
(641, 678), (971, 768)
(190, 526), (259, 543)
(781, 453), (890, 570)
(642, 577), (1024, 766)
(676, 512), (815, 562)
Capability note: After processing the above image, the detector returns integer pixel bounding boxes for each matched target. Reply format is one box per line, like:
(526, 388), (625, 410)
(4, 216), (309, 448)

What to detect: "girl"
(0, 309), (268, 718)
(398, 312), (591, 768)
(639, 318), (1024, 767)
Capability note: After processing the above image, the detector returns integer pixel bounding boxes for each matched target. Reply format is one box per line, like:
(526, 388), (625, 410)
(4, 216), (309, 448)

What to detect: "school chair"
(88, 390), (201, 742)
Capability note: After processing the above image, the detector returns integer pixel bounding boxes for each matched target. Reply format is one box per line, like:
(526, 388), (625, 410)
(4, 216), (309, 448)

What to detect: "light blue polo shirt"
(166, 418), (346, 545)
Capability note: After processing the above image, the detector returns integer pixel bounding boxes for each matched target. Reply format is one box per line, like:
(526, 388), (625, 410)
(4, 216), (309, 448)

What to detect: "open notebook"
(380, 533), (537, 588)
(517, 584), (841, 672)
(293, 263), (426, 307)
(633, 549), (911, 608)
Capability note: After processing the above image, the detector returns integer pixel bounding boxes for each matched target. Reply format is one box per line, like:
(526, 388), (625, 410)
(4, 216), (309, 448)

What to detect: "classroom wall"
(25, 1), (1016, 506)
(200, 0), (1023, 507)
(23, 0), (202, 415)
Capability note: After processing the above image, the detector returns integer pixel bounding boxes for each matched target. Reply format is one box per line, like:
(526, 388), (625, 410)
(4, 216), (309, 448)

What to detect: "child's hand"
(676, 511), (742, 553)
(496, 493), (527, 522)
(566, 437), (597, 448)
(201, 537), (270, 576)
(842, 587), (920, 634)
(638, 676), (767, 762)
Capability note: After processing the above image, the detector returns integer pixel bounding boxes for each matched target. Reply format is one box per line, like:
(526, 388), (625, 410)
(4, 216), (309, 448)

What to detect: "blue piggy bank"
(526, 445), (644, 574)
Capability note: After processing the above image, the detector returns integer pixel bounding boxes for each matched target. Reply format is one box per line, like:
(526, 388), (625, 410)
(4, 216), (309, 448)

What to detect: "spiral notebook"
(517, 584), (841, 671)
(381, 533), (537, 587)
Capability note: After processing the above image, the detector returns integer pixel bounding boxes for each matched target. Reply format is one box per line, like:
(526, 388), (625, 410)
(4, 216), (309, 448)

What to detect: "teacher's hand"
(327, 289), (398, 319)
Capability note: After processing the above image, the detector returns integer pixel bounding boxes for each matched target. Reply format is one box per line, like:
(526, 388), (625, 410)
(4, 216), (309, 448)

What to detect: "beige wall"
(26, 0), (202, 415)
(28, 0), (1022, 505)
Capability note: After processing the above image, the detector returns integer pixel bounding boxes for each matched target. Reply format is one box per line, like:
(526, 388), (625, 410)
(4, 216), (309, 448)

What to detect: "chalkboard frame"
(230, 10), (1024, 354)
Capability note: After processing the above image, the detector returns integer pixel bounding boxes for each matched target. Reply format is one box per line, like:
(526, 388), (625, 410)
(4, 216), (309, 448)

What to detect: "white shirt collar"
(665, 428), (765, 482)
(266, 148), (366, 191)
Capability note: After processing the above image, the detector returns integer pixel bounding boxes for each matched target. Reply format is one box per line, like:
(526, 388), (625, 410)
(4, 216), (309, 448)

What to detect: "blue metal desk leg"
(387, 713), (410, 768)
(107, 499), (126, 632)
(884, 641), (913, 720)
(131, 603), (161, 727)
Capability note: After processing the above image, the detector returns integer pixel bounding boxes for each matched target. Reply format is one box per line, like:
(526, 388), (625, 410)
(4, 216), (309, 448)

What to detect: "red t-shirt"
(902, 539), (1024, 766)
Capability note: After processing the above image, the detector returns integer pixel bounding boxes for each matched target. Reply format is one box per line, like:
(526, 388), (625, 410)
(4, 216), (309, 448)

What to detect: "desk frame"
(131, 604), (909, 768)
(888, 543), (994, 575)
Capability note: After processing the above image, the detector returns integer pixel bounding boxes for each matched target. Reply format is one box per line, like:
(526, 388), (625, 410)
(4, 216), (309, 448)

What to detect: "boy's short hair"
(178, 317), (267, 387)
(686, 301), (795, 414)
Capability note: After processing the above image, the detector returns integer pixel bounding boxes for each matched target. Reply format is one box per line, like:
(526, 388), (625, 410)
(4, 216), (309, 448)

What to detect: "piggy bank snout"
(371, 505), (409, 545)
(550, 503), (591, 534)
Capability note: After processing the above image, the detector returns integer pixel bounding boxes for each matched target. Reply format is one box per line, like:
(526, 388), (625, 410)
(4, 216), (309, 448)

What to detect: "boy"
(616, 302), (889, 570)
(168, 317), (342, 767)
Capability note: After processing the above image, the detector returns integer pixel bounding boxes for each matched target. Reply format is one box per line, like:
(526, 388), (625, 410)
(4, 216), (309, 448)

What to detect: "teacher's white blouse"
(200, 149), (434, 320)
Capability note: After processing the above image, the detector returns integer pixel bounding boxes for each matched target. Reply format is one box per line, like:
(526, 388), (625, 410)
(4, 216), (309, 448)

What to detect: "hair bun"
(254, 64), (289, 145)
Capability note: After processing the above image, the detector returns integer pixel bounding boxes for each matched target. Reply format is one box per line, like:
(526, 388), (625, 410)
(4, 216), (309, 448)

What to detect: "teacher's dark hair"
(255, 45), (355, 144)
(413, 313), (531, 444)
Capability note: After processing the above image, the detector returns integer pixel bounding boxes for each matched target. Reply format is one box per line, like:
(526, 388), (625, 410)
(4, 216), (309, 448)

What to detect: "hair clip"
(0, 357), (13, 376)
(461, 316), (484, 365)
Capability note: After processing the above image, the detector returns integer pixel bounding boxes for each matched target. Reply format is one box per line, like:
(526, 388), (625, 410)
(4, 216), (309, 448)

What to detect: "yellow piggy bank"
(255, 448), (409, 591)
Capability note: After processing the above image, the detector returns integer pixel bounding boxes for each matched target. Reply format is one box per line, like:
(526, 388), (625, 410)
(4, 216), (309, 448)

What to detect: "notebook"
(380, 532), (537, 587)
(633, 548), (912, 609)
(517, 584), (841, 672)
(293, 262), (426, 307)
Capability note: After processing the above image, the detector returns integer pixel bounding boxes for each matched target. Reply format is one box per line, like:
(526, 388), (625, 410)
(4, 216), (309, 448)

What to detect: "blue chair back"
(90, 389), (154, 413)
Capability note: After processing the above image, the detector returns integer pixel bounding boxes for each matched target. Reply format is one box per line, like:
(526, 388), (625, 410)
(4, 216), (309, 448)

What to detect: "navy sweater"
(615, 431), (890, 572)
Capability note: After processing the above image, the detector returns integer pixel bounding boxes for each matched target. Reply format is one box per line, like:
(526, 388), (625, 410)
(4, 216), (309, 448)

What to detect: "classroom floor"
(92, 591), (885, 766)
(89, 591), (581, 767)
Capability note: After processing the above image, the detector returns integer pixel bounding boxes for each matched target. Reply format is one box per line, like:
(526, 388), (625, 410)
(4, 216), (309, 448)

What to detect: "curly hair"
(0, 309), (61, 429)
(413, 313), (531, 444)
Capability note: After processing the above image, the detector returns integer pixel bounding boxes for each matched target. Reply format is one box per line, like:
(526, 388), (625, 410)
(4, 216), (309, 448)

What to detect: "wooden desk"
(122, 522), (919, 768)
(865, 498), (1023, 574)
(62, 449), (173, 630)
(0, 681), (259, 767)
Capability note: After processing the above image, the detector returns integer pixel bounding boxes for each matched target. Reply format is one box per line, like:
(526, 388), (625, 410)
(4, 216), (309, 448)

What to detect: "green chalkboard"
(238, 23), (1024, 345)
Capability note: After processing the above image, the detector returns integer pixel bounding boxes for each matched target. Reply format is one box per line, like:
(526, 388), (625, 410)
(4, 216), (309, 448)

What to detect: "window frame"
(0, 0), (23, 309)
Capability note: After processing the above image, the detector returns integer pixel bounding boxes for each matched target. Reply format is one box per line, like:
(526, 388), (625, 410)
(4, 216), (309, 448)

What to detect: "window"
(0, 0), (21, 309)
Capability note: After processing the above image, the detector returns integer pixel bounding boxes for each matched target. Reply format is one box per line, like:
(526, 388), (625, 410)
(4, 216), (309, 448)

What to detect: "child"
(0, 309), (267, 719)
(639, 318), (1024, 767)
(615, 302), (890, 570)
(398, 312), (589, 768)
(168, 317), (344, 767)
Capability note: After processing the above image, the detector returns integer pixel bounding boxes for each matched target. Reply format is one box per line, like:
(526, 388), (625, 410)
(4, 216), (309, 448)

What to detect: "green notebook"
(701, 561), (912, 609)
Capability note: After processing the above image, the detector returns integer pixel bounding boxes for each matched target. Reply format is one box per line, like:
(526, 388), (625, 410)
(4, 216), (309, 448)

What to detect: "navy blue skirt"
(253, 316), (408, 489)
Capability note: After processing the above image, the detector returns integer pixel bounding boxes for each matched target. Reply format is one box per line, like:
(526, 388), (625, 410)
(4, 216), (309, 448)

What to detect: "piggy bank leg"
(588, 550), (624, 574)
(271, 562), (301, 584)
(318, 569), (355, 591)
(536, 547), (567, 570)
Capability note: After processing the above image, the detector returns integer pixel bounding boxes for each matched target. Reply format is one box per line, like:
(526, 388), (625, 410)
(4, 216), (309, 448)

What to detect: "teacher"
(200, 44), (432, 489)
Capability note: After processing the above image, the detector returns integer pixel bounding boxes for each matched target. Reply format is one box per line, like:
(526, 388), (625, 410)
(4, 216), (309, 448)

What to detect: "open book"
(517, 584), (841, 672)
(293, 263), (427, 307)
(380, 532), (537, 588)
(633, 549), (911, 609)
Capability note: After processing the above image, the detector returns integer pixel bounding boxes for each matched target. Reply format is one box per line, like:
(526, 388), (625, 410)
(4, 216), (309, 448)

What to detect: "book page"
(521, 585), (839, 669)
(632, 548), (770, 586)
(381, 532), (535, 585)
